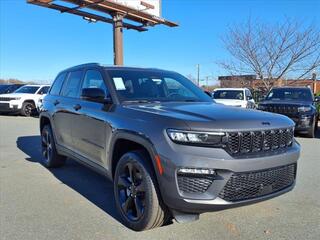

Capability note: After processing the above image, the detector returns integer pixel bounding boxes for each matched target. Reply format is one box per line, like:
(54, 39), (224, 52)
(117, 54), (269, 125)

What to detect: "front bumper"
(0, 102), (20, 112)
(157, 140), (300, 213)
(291, 115), (315, 132)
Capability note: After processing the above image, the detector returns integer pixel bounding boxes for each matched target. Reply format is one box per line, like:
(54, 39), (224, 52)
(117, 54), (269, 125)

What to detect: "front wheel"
(113, 151), (169, 231)
(21, 102), (35, 117)
(306, 118), (316, 138)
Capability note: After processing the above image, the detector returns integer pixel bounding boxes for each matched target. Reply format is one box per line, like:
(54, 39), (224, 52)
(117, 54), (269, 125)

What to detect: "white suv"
(0, 84), (50, 116)
(212, 88), (256, 109)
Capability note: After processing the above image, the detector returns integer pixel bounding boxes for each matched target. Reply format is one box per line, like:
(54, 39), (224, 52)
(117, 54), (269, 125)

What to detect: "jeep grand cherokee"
(258, 87), (319, 138)
(39, 63), (300, 231)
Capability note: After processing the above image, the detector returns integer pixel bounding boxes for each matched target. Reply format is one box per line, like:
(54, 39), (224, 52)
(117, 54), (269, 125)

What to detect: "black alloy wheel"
(41, 125), (66, 168)
(117, 162), (146, 221)
(114, 151), (170, 231)
(42, 127), (53, 165)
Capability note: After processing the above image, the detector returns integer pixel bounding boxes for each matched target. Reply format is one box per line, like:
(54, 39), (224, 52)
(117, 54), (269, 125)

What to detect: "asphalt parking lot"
(0, 116), (319, 240)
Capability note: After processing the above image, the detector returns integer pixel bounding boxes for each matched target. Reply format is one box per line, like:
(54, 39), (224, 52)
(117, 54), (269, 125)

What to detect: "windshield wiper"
(181, 99), (198, 102)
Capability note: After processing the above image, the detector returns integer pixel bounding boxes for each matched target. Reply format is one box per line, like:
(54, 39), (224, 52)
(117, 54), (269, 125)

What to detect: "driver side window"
(82, 70), (109, 96)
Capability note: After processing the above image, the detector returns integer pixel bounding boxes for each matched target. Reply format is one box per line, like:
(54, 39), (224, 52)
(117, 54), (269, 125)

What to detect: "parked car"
(39, 63), (299, 231)
(0, 84), (24, 94)
(212, 88), (255, 108)
(258, 87), (319, 138)
(0, 84), (50, 116)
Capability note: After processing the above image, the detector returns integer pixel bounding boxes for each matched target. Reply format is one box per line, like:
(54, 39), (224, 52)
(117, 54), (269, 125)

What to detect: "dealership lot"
(0, 116), (319, 240)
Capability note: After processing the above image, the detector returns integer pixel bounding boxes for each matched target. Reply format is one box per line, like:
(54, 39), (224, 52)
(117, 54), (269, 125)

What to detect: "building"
(218, 75), (320, 94)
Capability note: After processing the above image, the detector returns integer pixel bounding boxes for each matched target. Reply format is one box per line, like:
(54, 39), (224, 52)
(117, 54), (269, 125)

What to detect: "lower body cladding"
(157, 142), (300, 220)
(0, 102), (19, 113)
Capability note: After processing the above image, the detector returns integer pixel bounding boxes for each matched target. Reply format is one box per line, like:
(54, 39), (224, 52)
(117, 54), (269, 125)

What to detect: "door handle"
(73, 104), (81, 111)
(53, 100), (60, 106)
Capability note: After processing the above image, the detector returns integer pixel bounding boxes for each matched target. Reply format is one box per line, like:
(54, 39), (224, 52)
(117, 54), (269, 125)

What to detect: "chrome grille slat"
(0, 97), (14, 101)
(227, 128), (294, 156)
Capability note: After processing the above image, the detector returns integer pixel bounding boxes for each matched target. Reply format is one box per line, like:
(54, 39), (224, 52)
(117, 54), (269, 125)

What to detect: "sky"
(0, 0), (319, 85)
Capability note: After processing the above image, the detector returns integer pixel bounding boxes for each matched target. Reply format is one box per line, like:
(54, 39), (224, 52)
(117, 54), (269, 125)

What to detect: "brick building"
(218, 75), (320, 94)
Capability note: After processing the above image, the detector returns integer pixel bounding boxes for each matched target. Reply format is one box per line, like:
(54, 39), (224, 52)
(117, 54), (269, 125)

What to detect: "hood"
(125, 102), (294, 131)
(214, 99), (245, 106)
(0, 93), (34, 98)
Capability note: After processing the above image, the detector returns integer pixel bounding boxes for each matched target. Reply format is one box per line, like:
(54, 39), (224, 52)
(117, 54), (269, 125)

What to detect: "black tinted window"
(38, 86), (50, 94)
(82, 70), (108, 95)
(61, 71), (82, 98)
(213, 90), (244, 100)
(50, 73), (67, 96)
(266, 88), (313, 101)
(108, 70), (212, 102)
(15, 86), (40, 94)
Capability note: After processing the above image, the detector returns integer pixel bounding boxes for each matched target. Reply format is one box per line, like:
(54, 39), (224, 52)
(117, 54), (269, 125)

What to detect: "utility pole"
(196, 64), (200, 86)
(312, 71), (317, 94)
(112, 13), (124, 65)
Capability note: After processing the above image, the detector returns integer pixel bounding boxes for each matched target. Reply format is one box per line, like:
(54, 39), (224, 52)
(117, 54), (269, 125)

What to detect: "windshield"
(266, 88), (313, 101)
(15, 86), (40, 94)
(107, 70), (213, 103)
(213, 90), (244, 100)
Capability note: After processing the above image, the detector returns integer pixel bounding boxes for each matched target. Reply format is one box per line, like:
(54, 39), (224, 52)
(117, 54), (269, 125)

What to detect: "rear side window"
(50, 73), (67, 96)
(38, 86), (50, 95)
(245, 89), (253, 99)
(61, 71), (83, 98)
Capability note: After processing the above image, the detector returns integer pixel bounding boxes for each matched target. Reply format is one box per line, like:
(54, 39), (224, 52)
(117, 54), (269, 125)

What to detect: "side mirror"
(315, 96), (320, 103)
(246, 96), (253, 100)
(81, 88), (111, 103)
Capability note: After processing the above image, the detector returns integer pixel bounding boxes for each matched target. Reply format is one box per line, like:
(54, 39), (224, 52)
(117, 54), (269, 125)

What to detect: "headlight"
(12, 97), (21, 100)
(257, 105), (267, 110)
(298, 106), (312, 112)
(167, 129), (225, 146)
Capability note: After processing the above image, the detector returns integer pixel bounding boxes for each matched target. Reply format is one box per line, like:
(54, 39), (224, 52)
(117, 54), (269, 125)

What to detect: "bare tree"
(219, 18), (320, 89)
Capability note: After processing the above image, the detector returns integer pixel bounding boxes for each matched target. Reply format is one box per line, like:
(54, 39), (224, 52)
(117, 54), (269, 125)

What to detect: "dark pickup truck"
(258, 87), (319, 138)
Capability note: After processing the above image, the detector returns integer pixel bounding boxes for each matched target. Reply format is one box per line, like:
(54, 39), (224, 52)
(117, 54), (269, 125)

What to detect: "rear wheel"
(21, 102), (35, 117)
(41, 125), (66, 167)
(114, 151), (169, 231)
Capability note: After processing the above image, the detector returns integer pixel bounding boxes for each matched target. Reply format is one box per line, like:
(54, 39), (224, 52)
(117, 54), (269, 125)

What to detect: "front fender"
(108, 130), (161, 181)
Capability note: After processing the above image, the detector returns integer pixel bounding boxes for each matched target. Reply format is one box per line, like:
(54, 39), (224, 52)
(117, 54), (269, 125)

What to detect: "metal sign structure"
(27, 0), (178, 65)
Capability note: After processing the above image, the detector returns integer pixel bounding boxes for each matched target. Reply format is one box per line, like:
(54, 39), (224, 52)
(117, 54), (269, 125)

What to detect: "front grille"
(226, 128), (293, 156)
(0, 97), (13, 101)
(177, 174), (214, 193)
(218, 164), (296, 202)
(266, 105), (298, 115)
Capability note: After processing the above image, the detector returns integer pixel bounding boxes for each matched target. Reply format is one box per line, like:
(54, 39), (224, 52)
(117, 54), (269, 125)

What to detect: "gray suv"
(39, 63), (300, 231)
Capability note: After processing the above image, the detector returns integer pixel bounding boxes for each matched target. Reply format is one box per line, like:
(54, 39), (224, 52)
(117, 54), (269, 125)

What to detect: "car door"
(52, 70), (83, 151)
(71, 68), (113, 166)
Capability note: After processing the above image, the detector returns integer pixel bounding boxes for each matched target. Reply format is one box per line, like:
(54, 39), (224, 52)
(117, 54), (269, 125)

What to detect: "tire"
(21, 101), (35, 117)
(306, 118), (316, 138)
(41, 125), (66, 168)
(113, 150), (170, 231)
